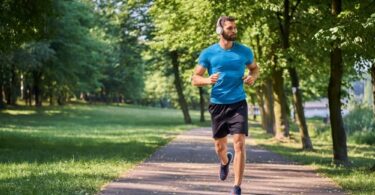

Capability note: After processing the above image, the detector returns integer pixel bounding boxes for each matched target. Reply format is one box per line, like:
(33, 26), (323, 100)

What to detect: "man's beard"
(222, 32), (236, 41)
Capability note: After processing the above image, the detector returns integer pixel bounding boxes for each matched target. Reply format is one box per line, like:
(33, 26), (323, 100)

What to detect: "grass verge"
(249, 118), (375, 195)
(0, 104), (209, 194)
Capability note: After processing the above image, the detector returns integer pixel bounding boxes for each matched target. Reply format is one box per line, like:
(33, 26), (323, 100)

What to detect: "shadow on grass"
(0, 105), (211, 165)
(0, 171), (113, 194)
(0, 106), (211, 129)
(255, 143), (334, 164)
(0, 130), (167, 164)
(253, 137), (374, 172)
(0, 105), (212, 194)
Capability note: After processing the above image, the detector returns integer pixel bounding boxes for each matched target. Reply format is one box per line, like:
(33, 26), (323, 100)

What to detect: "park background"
(0, 0), (374, 194)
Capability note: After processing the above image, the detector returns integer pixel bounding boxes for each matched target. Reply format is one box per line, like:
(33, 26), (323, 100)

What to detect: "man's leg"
(232, 134), (246, 186)
(214, 136), (228, 165)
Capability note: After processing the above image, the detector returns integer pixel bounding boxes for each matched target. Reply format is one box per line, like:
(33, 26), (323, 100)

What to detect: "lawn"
(0, 104), (209, 194)
(249, 118), (375, 195)
(2, 104), (374, 194)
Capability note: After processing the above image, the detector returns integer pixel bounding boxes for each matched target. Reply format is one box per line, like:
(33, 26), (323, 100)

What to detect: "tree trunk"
(24, 84), (32, 106)
(329, 47), (348, 166)
(4, 82), (17, 105)
(256, 86), (266, 126)
(0, 77), (4, 109)
(371, 62), (375, 114)
(263, 79), (275, 134)
(272, 68), (289, 138)
(170, 51), (192, 124)
(199, 87), (205, 122)
(4, 81), (11, 105)
(57, 93), (65, 106)
(33, 71), (42, 107)
(329, 0), (349, 166)
(9, 64), (18, 105)
(256, 33), (275, 134)
(49, 92), (54, 106)
(288, 68), (313, 150)
(4, 66), (11, 105)
(249, 92), (257, 120)
(257, 79), (275, 134)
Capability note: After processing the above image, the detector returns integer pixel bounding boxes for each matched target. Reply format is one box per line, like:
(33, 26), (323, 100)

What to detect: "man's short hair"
(219, 16), (236, 27)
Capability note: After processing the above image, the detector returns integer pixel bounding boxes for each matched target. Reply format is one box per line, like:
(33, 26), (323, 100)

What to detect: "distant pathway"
(100, 128), (345, 195)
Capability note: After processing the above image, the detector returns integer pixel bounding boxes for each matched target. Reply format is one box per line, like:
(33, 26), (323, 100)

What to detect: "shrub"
(343, 105), (375, 145)
(344, 106), (375, 134)
(351, 131), (375, 145)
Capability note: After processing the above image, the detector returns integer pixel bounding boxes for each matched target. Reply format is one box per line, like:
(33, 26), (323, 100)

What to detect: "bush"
(344, 106), (375, 133)
(351, 131), (375, 145)
(343, 105), (375, 145)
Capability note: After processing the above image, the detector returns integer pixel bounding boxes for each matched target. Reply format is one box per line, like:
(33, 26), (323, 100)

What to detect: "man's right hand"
(192, 66), (220, 87)
(208, 73), (220, 84)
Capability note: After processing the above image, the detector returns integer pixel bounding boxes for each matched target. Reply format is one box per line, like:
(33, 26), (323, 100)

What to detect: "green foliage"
(87, 0), (151, 102)
(308, 105), (375, 145)
(351, 131), (375, 145)
(15, 41), (56, 71)
(0, 0), (150, 106)
(343, 105), (375, 144)
(144, 0), (216, 107)
(0, 0), (374, 111)
(0, 0), (53, 51)
(346, 102), (374, 130)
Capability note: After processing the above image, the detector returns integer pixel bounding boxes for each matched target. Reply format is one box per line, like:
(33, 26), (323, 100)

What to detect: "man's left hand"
(242, 75), (256, 85)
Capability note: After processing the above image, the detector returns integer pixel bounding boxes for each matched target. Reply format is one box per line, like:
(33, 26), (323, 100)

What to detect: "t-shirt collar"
(217, 42), (236, 51)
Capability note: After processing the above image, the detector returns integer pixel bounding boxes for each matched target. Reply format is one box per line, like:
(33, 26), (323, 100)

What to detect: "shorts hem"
(229, 132), (248, 136)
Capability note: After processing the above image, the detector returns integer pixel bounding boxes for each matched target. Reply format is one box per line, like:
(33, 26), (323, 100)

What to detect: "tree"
(276, 0), (313, 149)
(328, 0), (349, 165)
(246, 1), (292, 139)
(0, 0), (52, 108)
(372, 63), (375, 113)
(147, 0), (218, 123)
(36, 0), (104, 106)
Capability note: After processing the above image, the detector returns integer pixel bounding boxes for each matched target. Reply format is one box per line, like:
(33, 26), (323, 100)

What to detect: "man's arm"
(243, 60), (259, 85)
(191, 65), (219, 87)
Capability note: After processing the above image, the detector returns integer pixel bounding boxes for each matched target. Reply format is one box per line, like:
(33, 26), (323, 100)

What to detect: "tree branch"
(276, 12), (284, 39)
(290, 0), (302, 19)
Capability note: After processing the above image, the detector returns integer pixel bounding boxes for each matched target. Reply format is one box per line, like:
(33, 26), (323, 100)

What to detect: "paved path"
(100, 128), (345, 195)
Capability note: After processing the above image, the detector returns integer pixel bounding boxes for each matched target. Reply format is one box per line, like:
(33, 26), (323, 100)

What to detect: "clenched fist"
(242, 75), (256, 85)
(208, 72), (220, 84)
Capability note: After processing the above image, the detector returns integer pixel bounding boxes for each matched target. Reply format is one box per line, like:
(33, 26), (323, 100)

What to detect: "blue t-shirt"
(198, 42), (254, 104)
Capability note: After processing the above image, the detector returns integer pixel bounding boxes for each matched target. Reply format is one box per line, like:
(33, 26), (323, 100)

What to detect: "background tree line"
(0, 0), (147, 108)
(1, 0), (374, 165)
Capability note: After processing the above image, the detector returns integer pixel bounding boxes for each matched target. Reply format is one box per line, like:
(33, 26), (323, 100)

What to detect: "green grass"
(3, 104), (374, 194)
(0, 104), (209, 194)
(249, 118), (375, 195)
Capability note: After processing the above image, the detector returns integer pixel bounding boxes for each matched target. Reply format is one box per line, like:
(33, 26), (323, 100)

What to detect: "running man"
(191, 16), (259, 195)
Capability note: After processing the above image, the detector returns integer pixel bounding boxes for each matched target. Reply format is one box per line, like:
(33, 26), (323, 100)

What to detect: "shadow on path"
(100, 128), (345, 195)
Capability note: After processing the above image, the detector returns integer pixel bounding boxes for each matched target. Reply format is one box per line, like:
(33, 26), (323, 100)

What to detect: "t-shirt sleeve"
(198, 50), (210, 69)
(245, 47), (254, 65)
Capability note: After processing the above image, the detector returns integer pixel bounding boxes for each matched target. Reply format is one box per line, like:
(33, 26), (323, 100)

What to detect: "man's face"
(222, 21), (237, 41)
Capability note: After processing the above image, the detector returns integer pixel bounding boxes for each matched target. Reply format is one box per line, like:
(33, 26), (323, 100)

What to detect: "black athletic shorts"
(208, 99), (248, 139)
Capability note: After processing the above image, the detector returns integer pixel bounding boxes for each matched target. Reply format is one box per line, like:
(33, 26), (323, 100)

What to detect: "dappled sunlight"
(251, 118), (375, 194)
(1, 110), (37, 115)
(0, 127), (41, 133)
(101, 128), (345, 195)
(1, 0), (373, 194)
(0, 105), (205, 194)
(0, 161), (133, 194)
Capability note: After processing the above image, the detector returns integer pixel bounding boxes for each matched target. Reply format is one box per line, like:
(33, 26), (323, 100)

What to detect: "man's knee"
(233, 135), (245, 152)
(234, 141), (245, 152)
(215, 141), (227, 153)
